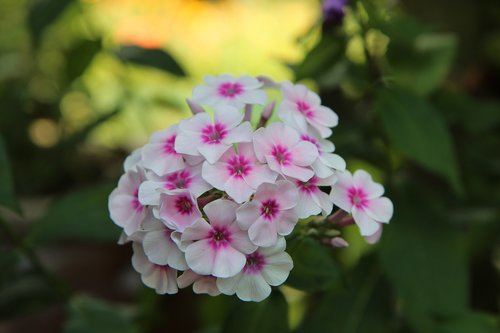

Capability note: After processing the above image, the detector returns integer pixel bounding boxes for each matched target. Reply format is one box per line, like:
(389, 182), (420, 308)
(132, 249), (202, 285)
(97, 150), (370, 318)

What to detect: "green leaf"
(291, 37), (345, 81)
(222, 291), (289, 333)
(375, 87), (462, 193)
(384, 18), (457, 95)
(436, 312), (499, 333)
(64, 295), (139, 333)
(66, 39), (101, 83)
(378, 190), (468, 333)
(286, 237), (340, 292)
(116, 46), (186, 76)
(0, 136), (19, 212)
(296, 257), (392, 333)
(27, 0), (74, 48)
(26, 183), (121, 246)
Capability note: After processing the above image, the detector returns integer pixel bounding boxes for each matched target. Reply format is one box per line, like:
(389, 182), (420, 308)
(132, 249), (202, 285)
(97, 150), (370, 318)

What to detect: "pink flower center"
(260, 199), (279, 220)
(271, 145), (292, 165)
(175, 195), (194, 215)
(132, 189), (143, 212)
(348, 187), (368, 208)
(243, 251), (266, 274)
(164, 170), (192, 190)
(208, 226), (232, 249)
(201, 123), (228, 144)
(296, 176), (319, 194)
(300, 134), (322, 154)
(163, 134), (177, 155)
(227, 155), (253, 178)
(217, 82), (243, 98)
(296, 100), (314, 118)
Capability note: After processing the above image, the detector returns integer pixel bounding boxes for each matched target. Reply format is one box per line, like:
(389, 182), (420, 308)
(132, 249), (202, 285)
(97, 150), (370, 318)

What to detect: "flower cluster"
(109, 74), (393, 302)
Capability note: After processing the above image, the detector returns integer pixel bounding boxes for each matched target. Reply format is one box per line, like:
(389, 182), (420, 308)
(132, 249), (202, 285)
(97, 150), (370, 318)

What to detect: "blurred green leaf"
(27, 183), (120, 246)
(291, 37), (345, 81)
(286, 237), (340, 292)
(436, 312), (499, 333)
(222, 291), (289, 333)
(116, 46), (186, 77)
(379, 190), (468, 333)
(64, 295), (138, 333)
(434, 90), (500, 133)
(0, 136), (19, 212)
(27, 0), (74, 47)
(296, 257), (392, 333)
(66, 39), (101, 83)
(375, 88), (462, 193)
(384, 18), (457, 95)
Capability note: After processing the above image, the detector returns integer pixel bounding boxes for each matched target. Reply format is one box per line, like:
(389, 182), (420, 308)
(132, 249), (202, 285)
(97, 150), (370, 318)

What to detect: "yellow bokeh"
(76, 0), (319, 149)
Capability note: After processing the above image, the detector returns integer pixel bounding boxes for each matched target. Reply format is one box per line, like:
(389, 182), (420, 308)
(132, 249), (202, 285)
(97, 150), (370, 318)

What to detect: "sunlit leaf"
(116, 46), (186, 77)
(64, 295), (139, 333)
(286, 237), (340, 292)
(26, 183), (120, 246)
(222, 291), (289, 333)
(375, 87), (462, 193)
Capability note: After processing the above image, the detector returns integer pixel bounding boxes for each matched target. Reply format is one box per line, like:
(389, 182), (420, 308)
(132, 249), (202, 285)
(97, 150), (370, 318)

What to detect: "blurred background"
(0, 0), (499, 332)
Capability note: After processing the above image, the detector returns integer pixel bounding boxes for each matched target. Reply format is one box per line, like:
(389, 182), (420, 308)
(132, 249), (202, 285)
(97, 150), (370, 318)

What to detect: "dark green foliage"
(0, 136), (19, 212)
(116, 46), (187, 76)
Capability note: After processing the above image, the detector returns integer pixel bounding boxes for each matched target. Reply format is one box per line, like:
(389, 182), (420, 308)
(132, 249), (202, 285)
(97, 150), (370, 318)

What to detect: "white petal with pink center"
(182, 199), (257, 278)
(330, 170), (394, 236)
(131, 242), (178, 295)
(237, 180), (299, 247)
(293, 175), (335, 218)
(192, 74), (267, 109)
(175, 106), (253, 164)
(216, 237), (293, 302)
(299, 130), (346, 178)
(158, 191), (202, 232)
(108, 168), (148, 236)
(143, 226), (188, 270)
(202, 143), (277, 203)
(177, 270), (221, 296)
(253, 123), (318, 182)
(141, 125), (185, 176)
(278, 82), (338, 138)
(138, 164), (211, 206)
(123, 147), (143, 172)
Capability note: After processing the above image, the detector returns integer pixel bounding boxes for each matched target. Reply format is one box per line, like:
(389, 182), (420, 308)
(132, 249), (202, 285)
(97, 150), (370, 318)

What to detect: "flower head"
(192, 74), (267, 109)
(237, 180), (299, 247)
(182, 199), (257, 278)
(216, 237), (293, 302)
(330, 170), (393, 236)
(175, 106), (253, 164)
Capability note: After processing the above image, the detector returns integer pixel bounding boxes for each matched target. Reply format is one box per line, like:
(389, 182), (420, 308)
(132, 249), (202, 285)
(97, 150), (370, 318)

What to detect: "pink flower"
(108, 169), (147, 236)
(293, 176), (334, 218)
(236, 180), (299, 247)
(299, 130), (346, 178)
(192, 74), (267, 109)
(158, 191), (202, 232)
(181, 199), (257, 278)
(141, 125), (185, 176)
(123, 147), (143, 172)
(202, 143), (277, 203)
(216, 237), (293, 302)
(138, 164), (211, 205)
(330, 170), (393, 236)
(175, 106), (253, 164)
(142, 222), (188, 270)
(177, 270), (221, 296)
(253, 123), (318, 182)
(131, 243), (178, 295)
(278, 82), (338, 138)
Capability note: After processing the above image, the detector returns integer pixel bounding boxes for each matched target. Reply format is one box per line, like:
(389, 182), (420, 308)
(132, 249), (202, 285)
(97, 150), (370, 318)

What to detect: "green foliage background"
(1, 0), (499, 332)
